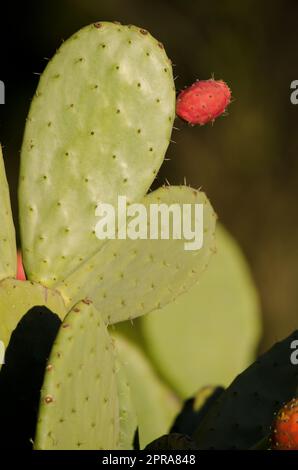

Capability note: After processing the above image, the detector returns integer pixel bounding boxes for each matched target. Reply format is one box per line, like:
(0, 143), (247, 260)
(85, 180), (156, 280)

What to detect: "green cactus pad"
(0, 146), (16, 280)
(138, 224), (261, 397)
(56, 185), (216, 323)
(113, 333), (180, 449)
(19, 22), (175, 286)
(35, 300), (119, 450)
(194, 331), (298, 449)
(0, 279), (67, 350)
(115, 353), (138, 450)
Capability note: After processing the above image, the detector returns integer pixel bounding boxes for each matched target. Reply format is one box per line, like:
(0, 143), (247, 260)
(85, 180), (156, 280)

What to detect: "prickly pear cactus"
(19, 22), (176, 287)
(56, 185), (216, 321)
(35, 300), (119, 450)
(0, 145), (16, 280)
(0, 21), (219, 451)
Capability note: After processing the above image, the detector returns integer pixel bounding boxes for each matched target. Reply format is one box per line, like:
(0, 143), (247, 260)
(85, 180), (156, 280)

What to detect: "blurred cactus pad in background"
(0, 13), (297, 451)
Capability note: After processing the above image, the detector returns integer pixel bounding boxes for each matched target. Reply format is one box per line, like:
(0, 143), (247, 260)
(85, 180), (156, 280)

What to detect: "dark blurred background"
(0, 0), (297, 351)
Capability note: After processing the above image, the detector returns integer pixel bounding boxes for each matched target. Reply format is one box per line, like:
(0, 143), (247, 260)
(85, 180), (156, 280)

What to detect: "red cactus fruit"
(271, 398), (298, 450)
(176, 79), (231, 125)
(16, 251), (26, 281)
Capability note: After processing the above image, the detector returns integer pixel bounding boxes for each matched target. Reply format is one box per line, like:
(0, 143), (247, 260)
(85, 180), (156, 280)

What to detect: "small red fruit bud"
(271, 398), (298, 450)
(16, 251), (26, 281)
(176, 79), (231, 125)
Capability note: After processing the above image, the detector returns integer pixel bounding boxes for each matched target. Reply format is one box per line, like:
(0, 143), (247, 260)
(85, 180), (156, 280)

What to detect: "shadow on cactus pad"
(145, 433), (197, 450)
(194, 330), (298, 449)
(0, 307), (61, 449)
(171, 386), (224, 437)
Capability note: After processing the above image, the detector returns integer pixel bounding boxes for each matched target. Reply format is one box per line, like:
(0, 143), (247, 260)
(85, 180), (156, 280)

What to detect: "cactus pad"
(139, 224), (261, 397)
(56, 185), (216, 323)
(35, 300), (119, 449)
(115, 352), (138, 449)
(0, 145), (16, 280)
(19, 22), (175, 286)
